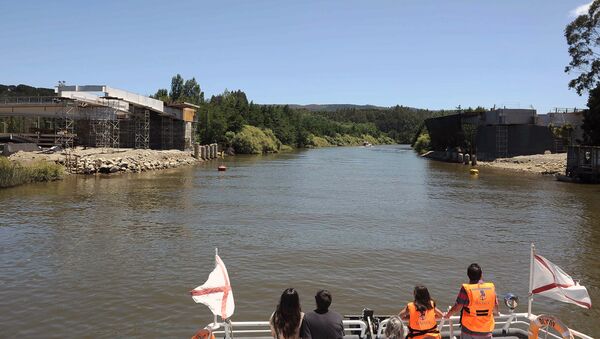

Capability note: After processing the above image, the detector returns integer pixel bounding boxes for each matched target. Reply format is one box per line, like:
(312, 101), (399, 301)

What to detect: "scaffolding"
(89, 99), (120, 150)
(496, 125), (508, 158)
(1, 85), (199, 151)
(134, 109), (150, 149)
(56, 99), (77, 148)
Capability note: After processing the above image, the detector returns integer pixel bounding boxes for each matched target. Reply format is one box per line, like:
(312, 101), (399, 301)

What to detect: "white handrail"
(208, 313), (593, 339)
(214, 319), (368, 338)
(377, 318), (389, 338)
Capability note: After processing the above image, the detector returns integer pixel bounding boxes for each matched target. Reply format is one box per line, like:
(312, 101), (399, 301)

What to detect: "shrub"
(279, 144), (294, 152)
(0, 157), (64, 188)
(232, 125), (282, 154)
(307, 133), (394, 147)
(413, 131), (431, 154)
(377, 135), (396, 144)
(307, 135), (331, 147)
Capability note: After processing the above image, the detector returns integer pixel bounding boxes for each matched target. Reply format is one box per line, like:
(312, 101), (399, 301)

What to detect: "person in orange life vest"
(443, 263), (499, 339)
(399, 285), (443, 339)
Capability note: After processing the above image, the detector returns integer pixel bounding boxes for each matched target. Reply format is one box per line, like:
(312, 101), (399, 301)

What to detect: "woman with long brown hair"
(270, 288), (305, 339)
(399, 285), (443, 339)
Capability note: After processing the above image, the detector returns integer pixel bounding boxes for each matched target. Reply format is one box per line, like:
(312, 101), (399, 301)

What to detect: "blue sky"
(0, 1), (593, 112)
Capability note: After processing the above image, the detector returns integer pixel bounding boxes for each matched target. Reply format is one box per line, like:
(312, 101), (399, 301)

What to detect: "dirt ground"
(478, 153), (566, 175)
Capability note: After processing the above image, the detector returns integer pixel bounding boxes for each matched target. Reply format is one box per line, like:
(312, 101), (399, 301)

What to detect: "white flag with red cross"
(191, 253), (235, 319)
(531, 253), (591, 309)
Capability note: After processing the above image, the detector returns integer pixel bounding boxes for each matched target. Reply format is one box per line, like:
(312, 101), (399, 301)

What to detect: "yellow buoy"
(470, 168), (479, 175)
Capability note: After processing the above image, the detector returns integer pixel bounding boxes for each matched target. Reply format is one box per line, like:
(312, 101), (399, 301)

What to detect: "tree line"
(152, 74), (446, 153)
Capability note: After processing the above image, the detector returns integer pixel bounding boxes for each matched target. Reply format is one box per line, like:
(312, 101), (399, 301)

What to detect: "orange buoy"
(218, 165), (227, 171)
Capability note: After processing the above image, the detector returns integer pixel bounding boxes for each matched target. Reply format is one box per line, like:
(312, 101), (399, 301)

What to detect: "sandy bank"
(8, 147), (200, 174)
(477, 153), (566, 175)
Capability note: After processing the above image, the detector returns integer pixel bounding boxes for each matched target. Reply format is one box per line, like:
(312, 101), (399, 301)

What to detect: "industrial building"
(0, 85), (198, 151)
(425, 108), (556, 160)
(537, 108), (585, 146)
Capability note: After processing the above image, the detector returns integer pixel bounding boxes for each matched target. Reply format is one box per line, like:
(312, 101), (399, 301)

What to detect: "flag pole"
(213, 248), (219, 328)
(527, 243), (535, 319)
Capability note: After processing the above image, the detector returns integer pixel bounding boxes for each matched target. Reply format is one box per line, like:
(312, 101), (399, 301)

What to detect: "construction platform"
(0, 85), (198, 151)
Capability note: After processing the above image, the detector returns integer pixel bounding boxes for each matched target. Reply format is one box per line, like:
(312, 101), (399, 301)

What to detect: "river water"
(1, 145), (598, 337)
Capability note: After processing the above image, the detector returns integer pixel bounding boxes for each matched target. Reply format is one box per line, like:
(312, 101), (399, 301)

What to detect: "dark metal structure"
(566, 145), (600, 183)
(424, 109), (556, 160)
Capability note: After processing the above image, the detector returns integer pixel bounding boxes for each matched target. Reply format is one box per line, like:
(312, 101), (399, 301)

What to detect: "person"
(444, 263), (499, 339)
(384, 315), (405, 339)
(301, 289), (344, 339)
(271, 288), (305, 339)
(399, 285), (443, 339)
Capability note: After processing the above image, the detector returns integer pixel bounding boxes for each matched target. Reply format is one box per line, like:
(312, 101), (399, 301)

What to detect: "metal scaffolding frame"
(89, 100), (120, 150)
(108, 118), (120, 149)
(134, 109), (150, 149)
(56, 100), (77, 148)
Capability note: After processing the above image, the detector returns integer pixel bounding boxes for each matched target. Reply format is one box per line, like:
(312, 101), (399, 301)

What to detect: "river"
(0, 145), (598, 337)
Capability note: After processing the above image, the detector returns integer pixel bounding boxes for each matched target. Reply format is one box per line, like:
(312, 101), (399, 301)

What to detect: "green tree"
(170, 74), (184, 101)
(584, 85), (600, 145)
(182, 78), (204, 104)
(565, 0), (600, 95)
(153, 88), (169, 102)
(565, 1), (600, 144)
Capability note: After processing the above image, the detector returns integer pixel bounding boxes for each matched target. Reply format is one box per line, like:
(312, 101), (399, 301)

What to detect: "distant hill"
(285, 104), (392, 112)
(0, 84), (55, 97)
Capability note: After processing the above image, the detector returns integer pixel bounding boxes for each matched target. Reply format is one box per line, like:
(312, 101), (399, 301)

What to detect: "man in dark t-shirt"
(301, 290), (344, 339)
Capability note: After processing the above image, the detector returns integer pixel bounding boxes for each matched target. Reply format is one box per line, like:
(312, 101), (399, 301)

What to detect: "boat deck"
(208, 313), (592, 339)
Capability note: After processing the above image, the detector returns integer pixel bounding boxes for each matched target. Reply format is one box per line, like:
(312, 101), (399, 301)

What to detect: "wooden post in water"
(193, 144), (199, 159)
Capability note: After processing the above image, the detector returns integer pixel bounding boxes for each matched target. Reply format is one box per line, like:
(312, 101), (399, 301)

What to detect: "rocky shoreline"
(8, 147), (202, 175)
(478, 153), (567, 175)
(422, 151), (567, 175)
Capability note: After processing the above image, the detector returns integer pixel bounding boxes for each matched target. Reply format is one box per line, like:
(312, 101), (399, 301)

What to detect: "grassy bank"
(307, 133), (395, 148)
(230, 125), (395, 154)
(0, 157), (64, 188)
(231, 125), (282, 154)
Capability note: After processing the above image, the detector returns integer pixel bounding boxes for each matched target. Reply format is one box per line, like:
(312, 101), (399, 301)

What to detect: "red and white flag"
(532, 254), (591, 309)
(191, 254), (235, 319)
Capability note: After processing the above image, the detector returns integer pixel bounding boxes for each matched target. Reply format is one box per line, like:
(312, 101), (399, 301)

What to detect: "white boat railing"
(210, 313), (593, 339)
(212, 319), (368, 338)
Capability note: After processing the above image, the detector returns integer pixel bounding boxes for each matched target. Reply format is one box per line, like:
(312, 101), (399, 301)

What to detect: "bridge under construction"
(0, 85), (198, 150)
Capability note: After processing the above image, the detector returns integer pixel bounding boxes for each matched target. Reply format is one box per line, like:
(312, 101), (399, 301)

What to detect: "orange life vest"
(191, 329), (216, 339)
(407, 301), (440, 339)
(461, 282), (496, 333)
